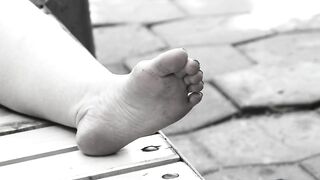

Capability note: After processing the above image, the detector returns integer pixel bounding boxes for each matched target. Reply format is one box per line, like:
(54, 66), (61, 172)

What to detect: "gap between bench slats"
(101, 162), (203, 180)
(0, 128), (179, 179)
(0, 126), (76, 166)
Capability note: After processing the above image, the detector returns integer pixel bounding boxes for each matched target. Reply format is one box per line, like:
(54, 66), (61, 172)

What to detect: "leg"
(0, 0), (203, 155)
(0, 0), (108, 127)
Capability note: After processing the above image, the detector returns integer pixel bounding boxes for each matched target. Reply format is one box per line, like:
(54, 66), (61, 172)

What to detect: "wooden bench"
(0, 105), (203, 179)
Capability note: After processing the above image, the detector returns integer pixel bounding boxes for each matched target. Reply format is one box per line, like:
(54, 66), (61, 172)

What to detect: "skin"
(0, 0), (203, 155)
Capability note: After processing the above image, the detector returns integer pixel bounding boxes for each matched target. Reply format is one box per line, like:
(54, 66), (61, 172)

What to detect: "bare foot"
(75, 49), (204, 155)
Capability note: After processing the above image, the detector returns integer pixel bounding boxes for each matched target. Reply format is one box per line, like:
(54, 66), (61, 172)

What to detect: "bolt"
(162, 173), (179, 179)
(141, 145), (160, 152)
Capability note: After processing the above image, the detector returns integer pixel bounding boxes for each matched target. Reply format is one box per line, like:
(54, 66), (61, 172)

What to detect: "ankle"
(73, 74), (119, 127)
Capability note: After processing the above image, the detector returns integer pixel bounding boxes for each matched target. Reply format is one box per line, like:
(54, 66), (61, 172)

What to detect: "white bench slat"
(102, 162), (203, 180)
(0, 134), (179, 179)
(0, 126), (76, 165)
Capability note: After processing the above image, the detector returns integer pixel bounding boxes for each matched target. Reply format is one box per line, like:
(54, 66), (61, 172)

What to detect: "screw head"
(162, 173), (179, 179)
(141, 145), (160, 152)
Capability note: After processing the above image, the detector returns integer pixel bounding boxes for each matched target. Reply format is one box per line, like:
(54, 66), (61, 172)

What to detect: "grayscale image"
(0, 0), (319, 179)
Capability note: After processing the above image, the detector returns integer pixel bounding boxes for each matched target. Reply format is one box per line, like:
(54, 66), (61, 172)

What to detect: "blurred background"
(43, 0), (320, 179)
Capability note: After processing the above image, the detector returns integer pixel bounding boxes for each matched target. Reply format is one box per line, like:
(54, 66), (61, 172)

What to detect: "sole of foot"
(76, 48), (204, 155)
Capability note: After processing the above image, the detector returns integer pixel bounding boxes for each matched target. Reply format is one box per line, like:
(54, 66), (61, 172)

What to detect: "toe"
(176, 58), (199, 78)
(186, 59), (200, 75)
(184, 70), (203, 84)
(188, 92), (203, 106)
(188, 81), (204, 92)
(176, 59), (200, 78)
(150, 48), (188, 76)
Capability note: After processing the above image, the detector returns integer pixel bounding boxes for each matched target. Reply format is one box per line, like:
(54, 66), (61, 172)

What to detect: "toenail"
(199, 92), (203, 98)
(193, 59), (200, 66)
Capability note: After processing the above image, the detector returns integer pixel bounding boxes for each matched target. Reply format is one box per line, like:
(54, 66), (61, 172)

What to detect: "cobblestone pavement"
(89, 0), (320, 179)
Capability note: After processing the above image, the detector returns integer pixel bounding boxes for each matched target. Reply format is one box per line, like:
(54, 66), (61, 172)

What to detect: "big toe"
(150, 48), (188, 76)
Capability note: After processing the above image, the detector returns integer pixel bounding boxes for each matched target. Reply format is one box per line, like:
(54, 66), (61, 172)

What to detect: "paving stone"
(175, 0), (252, 16)
(94, 25), (166, 64)
(168, 134), (216, 174)
(275, 13), (320, 32)
(163, 83), (238, 135)
(191, 118), (294, 168)
(152, 16), (272, 47)
(214, 62), (320, 108)
(0, 112), (50, 136)
(186, 46), (254, 81)
(204, 164), (314, 180)
(301, 155), (320, 179)
(299, 14), (320, 30)
(89, 0), (184, 25)
(125, 50), (167, 71)
(104, 63), (130, 74)
(255, 112), (320, 160)
(238, 32), (320, 65)
(125, 46), (254, 81)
